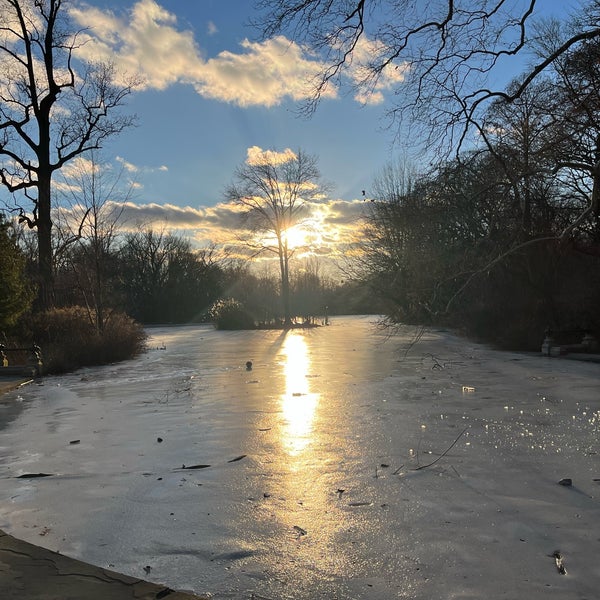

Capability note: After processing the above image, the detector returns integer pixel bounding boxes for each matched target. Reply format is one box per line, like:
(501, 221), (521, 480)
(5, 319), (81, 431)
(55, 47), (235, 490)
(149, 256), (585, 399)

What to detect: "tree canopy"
(253, 1), (600, 155)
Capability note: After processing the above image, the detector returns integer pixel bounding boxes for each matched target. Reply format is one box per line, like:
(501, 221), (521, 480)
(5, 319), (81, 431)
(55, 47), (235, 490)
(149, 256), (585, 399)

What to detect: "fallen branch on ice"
(413, 427), (468, 471)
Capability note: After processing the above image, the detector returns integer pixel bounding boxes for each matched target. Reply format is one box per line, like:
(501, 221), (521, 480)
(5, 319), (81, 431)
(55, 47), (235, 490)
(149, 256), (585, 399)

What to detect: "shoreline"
(0, 529), (206, 600)
(0, 379), (207, 600)
(0, 377), (32, 397)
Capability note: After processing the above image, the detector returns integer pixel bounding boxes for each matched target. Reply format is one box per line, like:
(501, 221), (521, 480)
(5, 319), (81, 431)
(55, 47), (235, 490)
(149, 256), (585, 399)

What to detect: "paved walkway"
(0, 379), (207, 600)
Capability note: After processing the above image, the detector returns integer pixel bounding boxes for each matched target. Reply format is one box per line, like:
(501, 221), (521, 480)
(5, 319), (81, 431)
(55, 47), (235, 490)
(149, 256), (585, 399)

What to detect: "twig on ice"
(413, 427), (468, 471)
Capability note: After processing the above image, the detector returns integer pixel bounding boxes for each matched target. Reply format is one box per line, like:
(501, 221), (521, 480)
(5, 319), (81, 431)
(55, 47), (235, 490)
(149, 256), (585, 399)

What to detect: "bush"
(28, 306), (146, 373)
(450, 242), (600, 350)
(0, 215), (34, 331)
(209, 298), (255, 330)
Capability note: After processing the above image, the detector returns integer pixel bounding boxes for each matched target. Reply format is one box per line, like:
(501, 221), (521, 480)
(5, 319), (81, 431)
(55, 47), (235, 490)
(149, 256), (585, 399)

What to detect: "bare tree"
(480, 80), (561, 236)
(290, 256), (330, 322)
(53, 152), (135, 331)
(0, 0), (135, 307)
(469, 23), (600, 244)
(253, 1), (600, 153)
(226, 148), (325, 327)
(254, 0), (600, 317)
(547, 33), (600, 240)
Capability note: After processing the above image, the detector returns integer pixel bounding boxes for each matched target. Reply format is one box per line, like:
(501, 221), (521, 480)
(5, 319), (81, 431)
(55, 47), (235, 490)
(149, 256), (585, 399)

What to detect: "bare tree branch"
(253, 1), (600, 155)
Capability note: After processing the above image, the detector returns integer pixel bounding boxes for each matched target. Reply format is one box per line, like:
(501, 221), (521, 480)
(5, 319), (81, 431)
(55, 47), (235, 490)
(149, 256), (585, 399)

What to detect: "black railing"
(541, 329), (599, 356)
(0, 344), (43, 377)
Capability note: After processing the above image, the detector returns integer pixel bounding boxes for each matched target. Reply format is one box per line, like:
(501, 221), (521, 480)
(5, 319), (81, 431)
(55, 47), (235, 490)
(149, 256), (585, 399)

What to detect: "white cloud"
(112, 157), (167, 176)
(59, 156), (101, 179)
(116, 156), (139, 172)
(70, 0), (205, 90)
(207, 21), (218, 36)
(344, 36), (409, 106)
(67, 1), (343, 107)
(196, 36), (332, 107)
(53, 180), (82, 194)
(107, 197), (366, 259)
(246, 146), (297, 166)
(51, 192), (367, 268)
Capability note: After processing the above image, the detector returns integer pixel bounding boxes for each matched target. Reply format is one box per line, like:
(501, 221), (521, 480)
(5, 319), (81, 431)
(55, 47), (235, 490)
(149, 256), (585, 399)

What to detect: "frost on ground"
(0, 316), (598, 599)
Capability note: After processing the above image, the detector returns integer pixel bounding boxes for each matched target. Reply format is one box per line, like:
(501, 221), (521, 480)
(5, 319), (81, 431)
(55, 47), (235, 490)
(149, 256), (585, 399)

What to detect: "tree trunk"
(36, 170), (54, 309)
(36, 99), (55, 309)
(282, 261), (292, 327)
(278, 238), (292, 327)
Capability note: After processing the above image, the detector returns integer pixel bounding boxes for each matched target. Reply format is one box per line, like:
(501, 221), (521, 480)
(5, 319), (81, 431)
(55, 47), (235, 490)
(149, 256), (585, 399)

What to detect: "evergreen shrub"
(209, 298), (255, 330)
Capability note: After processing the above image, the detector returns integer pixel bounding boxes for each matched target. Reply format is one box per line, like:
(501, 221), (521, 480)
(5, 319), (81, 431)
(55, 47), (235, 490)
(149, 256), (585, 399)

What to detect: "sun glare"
(284, 225), (310, 249)
(283, 214), (327, 251)
(281, 334), (319, 455)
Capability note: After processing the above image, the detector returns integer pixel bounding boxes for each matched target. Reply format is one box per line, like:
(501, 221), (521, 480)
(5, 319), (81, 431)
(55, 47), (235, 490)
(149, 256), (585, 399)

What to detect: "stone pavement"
(0, 530), (207, 599)
(0, 379), (207, 600)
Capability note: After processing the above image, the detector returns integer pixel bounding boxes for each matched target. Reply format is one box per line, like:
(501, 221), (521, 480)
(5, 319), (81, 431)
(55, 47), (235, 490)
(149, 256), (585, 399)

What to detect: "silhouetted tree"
(119, 229), (223, 323)
(53, 152), (134, 330)
(0, 0), (135, 307)
(290, 257), (328, 321)
(226, 148), (325, 326)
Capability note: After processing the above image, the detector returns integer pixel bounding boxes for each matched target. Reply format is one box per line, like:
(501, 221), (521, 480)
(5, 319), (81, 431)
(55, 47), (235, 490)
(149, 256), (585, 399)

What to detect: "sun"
(284, 214), (327, 251)
(284, 224), (310, 249)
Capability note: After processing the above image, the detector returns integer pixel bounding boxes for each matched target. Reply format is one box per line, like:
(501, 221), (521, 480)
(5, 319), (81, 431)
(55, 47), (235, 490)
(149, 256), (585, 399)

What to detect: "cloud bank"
(70, 0), (405, 107)
(57, 195), (367, 268)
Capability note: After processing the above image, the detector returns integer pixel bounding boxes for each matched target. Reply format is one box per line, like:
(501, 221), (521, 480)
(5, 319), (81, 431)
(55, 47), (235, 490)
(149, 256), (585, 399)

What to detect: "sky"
(58, 0), (399, 266)
(6, 0), (580, 270)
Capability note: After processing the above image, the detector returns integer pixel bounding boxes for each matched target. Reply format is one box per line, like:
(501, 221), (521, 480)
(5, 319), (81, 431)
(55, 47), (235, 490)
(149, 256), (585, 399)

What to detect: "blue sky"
(98, 0), (397, 200)
(50, 0), (413, 259)
(50, 0), (579, 263)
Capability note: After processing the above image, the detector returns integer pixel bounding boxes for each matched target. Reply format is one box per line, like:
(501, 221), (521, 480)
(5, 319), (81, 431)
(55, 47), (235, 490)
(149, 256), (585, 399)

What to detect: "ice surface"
(0, 316), (599, 599)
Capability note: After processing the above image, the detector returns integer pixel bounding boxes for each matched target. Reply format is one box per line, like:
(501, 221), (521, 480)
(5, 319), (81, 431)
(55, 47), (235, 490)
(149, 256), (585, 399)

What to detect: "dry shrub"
(29, 306), (146, 373)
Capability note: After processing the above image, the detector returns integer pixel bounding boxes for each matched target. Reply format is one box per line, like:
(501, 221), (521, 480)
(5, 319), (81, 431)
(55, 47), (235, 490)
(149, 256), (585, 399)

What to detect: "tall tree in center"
(227, 148), (324, 327)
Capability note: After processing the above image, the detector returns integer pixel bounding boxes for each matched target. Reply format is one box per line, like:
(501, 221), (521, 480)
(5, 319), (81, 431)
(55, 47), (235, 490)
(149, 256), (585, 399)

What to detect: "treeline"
(359, 43), (600, 349)
(1, 215), (379, 371)
(361, 158), (600, 349)
(1, 217), (373, 332)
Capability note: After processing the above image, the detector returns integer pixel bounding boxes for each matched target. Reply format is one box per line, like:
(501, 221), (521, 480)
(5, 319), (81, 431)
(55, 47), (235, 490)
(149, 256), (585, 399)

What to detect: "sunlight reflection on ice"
(280, 333), (319, 455)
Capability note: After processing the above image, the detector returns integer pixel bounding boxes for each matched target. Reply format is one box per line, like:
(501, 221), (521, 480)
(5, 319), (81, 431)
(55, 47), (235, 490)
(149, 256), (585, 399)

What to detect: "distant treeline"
(1, 218), (378, 333)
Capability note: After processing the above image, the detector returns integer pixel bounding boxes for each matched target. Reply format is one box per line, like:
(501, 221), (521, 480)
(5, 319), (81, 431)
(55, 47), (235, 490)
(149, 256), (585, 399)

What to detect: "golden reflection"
(280, 333), (319, 455)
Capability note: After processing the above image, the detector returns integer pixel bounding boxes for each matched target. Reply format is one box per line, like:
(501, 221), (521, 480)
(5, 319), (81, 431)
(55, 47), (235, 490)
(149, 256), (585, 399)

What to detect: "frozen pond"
(1, 315), (599, 599)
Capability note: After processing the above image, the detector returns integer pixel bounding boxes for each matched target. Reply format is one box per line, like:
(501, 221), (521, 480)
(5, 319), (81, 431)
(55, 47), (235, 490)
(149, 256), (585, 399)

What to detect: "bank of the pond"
(0, 377), (31, 397)
(0, 382), (207, 600)
(0, 529), (208, 600)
